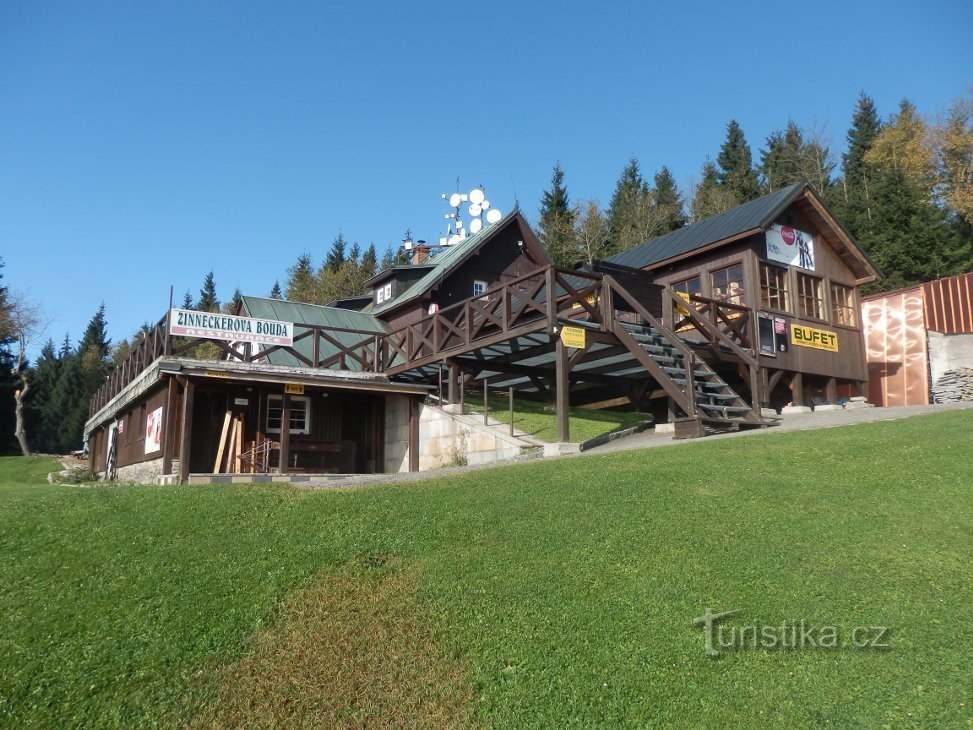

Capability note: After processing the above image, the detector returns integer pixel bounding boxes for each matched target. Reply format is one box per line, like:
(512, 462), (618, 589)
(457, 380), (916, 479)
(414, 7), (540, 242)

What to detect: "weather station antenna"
(399, 180), (503, 260)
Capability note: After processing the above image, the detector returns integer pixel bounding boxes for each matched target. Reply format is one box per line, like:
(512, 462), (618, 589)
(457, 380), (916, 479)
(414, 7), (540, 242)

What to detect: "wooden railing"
(90, 264), (768, 418)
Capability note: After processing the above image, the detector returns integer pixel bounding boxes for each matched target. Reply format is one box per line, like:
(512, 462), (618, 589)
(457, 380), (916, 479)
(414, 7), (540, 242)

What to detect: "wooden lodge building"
(86, 182), (879, 483)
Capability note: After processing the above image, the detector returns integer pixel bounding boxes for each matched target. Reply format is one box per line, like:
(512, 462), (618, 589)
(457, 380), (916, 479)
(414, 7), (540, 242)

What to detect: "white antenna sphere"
(469, 203), (482, 217)
(448, 193), (462, 208)
(470, 218), (483, 233)
(460, 194), (468, 202)
(448, 234), (460, 245)
(486, 208), (502, 224)
(481, 199), (491, 210)
(469, 188), (485, 205)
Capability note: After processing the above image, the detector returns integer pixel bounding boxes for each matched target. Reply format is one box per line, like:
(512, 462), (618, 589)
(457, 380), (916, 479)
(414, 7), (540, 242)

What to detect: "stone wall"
(114, 457), (166, 484)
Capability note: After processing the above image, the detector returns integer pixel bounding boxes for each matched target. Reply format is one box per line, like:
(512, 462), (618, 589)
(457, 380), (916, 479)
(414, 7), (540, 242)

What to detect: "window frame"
(830, 282), (857, 327)
(711, 263), (746, 306)
(266, 394), (312, 435)
(671, 276), (702, 300)
(472, 280), (487, 298)
(759, 262), (789, 312)
(796, 273), (824, 321)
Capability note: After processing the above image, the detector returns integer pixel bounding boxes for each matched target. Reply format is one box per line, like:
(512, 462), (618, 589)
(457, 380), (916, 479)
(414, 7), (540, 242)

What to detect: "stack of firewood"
(932, 368), (973, 403)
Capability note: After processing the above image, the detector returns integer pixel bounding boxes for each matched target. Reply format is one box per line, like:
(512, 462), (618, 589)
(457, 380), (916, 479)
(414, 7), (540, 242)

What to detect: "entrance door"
(189, 391), (229, 473)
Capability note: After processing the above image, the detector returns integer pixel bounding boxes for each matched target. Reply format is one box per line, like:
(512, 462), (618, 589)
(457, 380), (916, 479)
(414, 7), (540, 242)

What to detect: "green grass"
(463, 392), (649, 443)
(1, 412), (972, 726)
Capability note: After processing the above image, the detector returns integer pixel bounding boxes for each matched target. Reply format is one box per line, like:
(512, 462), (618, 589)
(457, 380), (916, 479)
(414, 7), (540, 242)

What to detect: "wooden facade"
(633, 186), (877, 408)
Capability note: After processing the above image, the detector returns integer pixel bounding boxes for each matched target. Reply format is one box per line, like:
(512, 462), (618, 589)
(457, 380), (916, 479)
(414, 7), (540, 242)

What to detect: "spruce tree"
(269, 281), (283, 299)
(607, 156), (652, 254)
(537, 162), (577, 266)
(285, 253), (318, 303)
(181, 290), (194, 309)
(360, 243), (378, 282)
(836, 92), (883, 238)
(716, 120), (761, 203)
(326, 232), (347, 273)
(652, 166), (687, 233)
(25, 339), (61, 453)
(691, 160), (736, 221)
(380, 246), (396, 272)
(197, 271), (219, 312)
(223, 287), (243, 314)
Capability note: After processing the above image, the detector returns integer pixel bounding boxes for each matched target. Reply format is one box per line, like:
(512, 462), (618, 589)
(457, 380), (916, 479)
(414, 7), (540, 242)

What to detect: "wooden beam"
(178, 378), (194, 485)
(162, 376), (178, 476)
(556, 337), (570, 442)
(213, 409), (233, 473)
(279, 392), (291, 474)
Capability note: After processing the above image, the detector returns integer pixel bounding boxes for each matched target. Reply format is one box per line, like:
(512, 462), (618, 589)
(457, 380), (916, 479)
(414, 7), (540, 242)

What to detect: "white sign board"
(766, 224), (815, 271)
(169, 309), (293, 346)
(145, 406), (163, 453)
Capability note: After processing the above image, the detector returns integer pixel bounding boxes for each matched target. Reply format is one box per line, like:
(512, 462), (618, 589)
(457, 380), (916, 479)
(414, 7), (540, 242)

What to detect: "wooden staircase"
(617, 322), (770, 436)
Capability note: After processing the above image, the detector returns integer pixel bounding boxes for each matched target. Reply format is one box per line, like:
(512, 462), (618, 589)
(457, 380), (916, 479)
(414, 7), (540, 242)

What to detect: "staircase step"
(698, 403), (752, 414)
(662, 365), (710, 377)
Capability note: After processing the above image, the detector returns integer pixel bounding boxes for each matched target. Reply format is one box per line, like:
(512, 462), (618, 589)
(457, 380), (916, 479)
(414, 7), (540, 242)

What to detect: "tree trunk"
(14, 376), (30, 455)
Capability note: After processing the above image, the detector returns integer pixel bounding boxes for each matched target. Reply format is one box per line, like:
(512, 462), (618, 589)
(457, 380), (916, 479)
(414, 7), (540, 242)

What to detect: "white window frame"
(473, 280), (487, 297)
(266, 395), (311, 435)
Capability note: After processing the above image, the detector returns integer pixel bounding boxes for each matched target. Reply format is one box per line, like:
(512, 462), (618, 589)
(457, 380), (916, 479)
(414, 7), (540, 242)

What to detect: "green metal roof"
(371, 210), (517, 315)
(607, 182), (806, 270)
(240, 296), (387, 370)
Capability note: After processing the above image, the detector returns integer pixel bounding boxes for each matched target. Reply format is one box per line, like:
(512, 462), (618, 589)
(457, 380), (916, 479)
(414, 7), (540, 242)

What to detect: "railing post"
(311, 327), (320, 367)
(483, 378), (489, 425)
(545, 266), (557, 333)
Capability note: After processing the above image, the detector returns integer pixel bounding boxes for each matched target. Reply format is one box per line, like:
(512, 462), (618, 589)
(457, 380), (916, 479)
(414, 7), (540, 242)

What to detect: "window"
(797, 273), (823, 319)
(473, 280), (487, 297)
(375, 282), (393, 304)
(136, 404), (147, 442)
(672, 276), (702, 299)
(711, 263), (745, 305)
(267, 395), (311, 435)
(831, 283), (856, 326)
(760, 263), (789, 311)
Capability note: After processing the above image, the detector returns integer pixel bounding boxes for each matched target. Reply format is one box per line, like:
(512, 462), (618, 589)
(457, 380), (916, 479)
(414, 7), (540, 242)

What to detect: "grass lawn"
(1, 411), (971, 726)
(463, 392), (649, 443)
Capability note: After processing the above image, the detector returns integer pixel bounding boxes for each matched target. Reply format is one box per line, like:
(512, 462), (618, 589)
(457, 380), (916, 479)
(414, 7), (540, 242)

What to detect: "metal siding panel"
(863, 288), (928, 406)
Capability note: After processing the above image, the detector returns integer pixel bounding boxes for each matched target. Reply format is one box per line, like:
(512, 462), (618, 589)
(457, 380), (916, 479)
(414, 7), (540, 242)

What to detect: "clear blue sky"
(1, 0), (970, 356)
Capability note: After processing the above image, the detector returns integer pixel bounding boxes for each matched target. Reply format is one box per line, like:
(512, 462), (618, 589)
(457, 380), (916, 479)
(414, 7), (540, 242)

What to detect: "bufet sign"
(169, 309), (293, 346)
(766, 224), (815, 271)
(790, 324), (838, 352)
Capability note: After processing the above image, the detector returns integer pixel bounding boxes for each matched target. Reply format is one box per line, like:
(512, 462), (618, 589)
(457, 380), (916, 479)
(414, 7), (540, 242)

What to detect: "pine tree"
(326, 232), (347, 273)
(181, 290), (194, 309)
(716, 119), (761, 204)
(537, 162), (577, 266)
(691, 160), (736, 222)
(380, 246), (395, 272)
(360, 243), (378, 282)
(835, 92), (883, 238)
(607, 156), (652, 254)
(222, 288), (243, 314)
(269, 280), (283, 299)
(285, 253), (318, 303)
(25, 339), (61, 453)
(197, 271), (219, 312)
(652, 166), (687, 233)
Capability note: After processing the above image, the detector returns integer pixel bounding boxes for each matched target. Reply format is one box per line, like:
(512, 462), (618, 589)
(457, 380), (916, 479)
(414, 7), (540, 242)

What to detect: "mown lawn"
(1, 411), (971, 726)
(463, 392), (648, 443)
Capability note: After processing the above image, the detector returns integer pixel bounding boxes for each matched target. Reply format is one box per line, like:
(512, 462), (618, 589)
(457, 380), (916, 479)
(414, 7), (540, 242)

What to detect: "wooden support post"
(279, 392), (291, 475)
(162, 376), (178, 476)
(178, 378), (194, 485)
(408, 397), (419, 472)
(556, 337), (570, 443)
(448, 364), (459, 404)
(509, 386), (514, 437)
(483, 378), (489, 425)
(790, 371), (804, 406)
(826, 377), (837, 405)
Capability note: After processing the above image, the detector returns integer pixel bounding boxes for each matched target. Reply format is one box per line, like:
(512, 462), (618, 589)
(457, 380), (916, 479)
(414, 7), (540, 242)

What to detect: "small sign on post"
(560, 325), (587, 350)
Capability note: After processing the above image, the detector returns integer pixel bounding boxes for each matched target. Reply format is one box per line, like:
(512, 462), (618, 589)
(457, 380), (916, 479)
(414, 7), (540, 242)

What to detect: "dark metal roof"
(607, 182), (806, 270)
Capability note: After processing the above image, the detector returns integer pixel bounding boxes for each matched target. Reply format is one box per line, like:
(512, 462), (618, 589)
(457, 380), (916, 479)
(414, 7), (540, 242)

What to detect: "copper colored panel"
(922, 272), (973, 334)
(862, 288), (929, 406)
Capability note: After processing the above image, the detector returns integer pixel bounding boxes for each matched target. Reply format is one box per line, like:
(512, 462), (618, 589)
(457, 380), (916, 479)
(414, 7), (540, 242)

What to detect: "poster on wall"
(766, 224), (815, 271)
(145, 406), (163, 454)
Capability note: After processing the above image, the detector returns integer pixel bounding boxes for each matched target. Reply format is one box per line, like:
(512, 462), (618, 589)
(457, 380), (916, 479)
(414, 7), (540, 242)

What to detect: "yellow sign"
(284, 383), (305, 395)
(204, 370), (229, 378)
(790, 324), (838, 352)
(571, 293), (598, 310)
(560, 326), (587, 349)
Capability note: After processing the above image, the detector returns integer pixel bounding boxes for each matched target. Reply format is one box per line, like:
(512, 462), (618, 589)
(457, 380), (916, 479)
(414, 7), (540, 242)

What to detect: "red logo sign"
(780, 227), (796, 246)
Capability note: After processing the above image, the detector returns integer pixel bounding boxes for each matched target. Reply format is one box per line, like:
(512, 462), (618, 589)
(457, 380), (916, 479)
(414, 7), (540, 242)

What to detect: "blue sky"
(1, 0), (970, 355)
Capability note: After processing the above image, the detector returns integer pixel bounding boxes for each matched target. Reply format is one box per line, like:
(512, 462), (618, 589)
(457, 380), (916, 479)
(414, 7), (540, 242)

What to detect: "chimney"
(412, 244), (430, 266)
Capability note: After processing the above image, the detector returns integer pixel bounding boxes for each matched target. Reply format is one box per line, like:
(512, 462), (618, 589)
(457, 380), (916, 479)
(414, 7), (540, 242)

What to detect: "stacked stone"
(932, 368), (973, 403)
